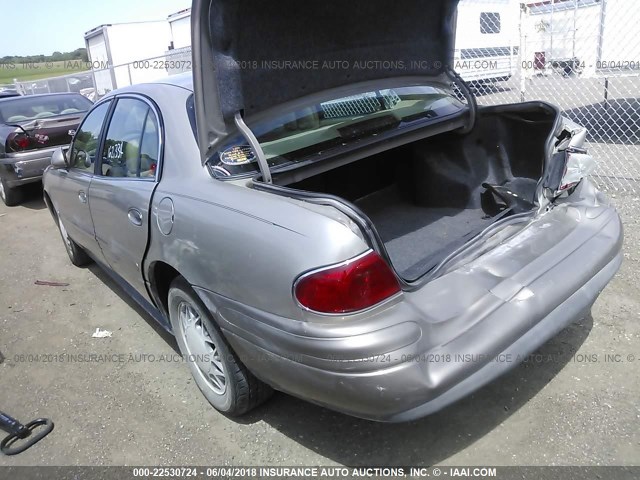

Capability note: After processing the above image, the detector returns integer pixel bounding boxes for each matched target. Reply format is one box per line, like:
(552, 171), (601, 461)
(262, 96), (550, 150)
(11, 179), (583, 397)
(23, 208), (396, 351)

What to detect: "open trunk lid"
(191, 0), (461, 163)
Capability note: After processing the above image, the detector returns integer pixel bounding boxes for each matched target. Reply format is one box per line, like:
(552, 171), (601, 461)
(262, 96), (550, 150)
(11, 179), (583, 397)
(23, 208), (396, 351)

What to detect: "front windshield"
(208, 85), (465, 178)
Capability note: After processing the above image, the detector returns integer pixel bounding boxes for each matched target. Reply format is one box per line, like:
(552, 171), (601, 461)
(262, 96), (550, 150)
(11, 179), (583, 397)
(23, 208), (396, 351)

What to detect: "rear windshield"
(208, 85), (465, 178)
(0, 94), (93, 124)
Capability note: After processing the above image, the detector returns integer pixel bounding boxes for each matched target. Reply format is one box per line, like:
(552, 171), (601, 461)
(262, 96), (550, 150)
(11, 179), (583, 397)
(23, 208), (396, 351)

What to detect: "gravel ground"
(0, 183), (638, 467)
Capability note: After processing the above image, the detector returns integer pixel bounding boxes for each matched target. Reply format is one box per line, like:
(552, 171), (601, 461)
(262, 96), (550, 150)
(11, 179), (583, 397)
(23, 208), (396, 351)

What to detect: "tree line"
(1, 48), (88, 64)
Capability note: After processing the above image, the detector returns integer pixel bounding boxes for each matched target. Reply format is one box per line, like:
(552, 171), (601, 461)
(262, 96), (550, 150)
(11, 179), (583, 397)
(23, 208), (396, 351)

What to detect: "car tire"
(56, 213), (92, 267)
(0, 176), (23, 206)
(168, 277), (273, 416)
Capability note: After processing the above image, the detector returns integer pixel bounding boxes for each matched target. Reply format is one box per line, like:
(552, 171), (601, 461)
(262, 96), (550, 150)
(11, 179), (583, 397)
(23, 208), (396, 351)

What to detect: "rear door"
(50, 100), (112, 258)
(88, 95), (161, 299)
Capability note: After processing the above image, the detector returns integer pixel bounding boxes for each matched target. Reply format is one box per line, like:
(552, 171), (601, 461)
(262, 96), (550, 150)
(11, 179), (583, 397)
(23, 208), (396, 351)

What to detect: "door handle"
(127, 208), (143, 227)
(78, 190), (87, 203)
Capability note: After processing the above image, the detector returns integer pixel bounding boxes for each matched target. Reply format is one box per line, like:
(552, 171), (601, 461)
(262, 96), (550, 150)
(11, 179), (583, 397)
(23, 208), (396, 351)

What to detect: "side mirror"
(51, 147), (68, 169)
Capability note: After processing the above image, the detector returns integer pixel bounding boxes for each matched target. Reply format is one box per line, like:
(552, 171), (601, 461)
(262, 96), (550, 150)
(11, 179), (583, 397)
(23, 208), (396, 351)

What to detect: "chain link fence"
(12, 47), (192, 101)
(14, 71), (97, 100)
(464, 0), (640, 192)
(86, 47), (192, 98)
(11, 0), (639, 192)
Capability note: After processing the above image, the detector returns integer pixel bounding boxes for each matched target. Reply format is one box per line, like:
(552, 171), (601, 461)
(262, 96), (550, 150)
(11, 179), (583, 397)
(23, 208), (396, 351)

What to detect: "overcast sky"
(1, 0), (191, 57)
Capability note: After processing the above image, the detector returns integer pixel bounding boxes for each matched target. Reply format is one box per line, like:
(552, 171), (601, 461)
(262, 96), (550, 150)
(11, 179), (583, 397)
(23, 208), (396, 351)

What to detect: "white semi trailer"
(454, 0), (520, 83)
(85, 21), (171, 96)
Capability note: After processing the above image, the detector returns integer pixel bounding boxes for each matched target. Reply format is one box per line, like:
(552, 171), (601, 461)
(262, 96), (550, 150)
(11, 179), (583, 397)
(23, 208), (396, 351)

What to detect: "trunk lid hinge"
(447, 67), (477, 134)
(234, 112), (272, 184)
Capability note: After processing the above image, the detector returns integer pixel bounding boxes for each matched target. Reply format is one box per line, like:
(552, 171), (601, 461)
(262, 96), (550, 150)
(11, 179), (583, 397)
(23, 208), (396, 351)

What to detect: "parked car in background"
(43, 0), (622, 422)
(0, 88), (21, 99)
(0, 93), (92, 205)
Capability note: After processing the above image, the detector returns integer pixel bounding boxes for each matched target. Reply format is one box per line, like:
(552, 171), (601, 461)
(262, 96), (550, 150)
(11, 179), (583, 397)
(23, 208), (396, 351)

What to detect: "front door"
(88, 96), (161, 299)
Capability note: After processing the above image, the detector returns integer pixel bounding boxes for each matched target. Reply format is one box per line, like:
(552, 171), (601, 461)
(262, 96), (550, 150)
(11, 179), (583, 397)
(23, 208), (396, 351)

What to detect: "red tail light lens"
(9, 133), (31, 151)
(294, 251), (401, 314)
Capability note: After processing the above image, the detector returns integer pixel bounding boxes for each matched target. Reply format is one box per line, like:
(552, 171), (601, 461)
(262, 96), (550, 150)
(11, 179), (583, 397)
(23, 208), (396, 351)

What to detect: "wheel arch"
(147, 260), (182, 320)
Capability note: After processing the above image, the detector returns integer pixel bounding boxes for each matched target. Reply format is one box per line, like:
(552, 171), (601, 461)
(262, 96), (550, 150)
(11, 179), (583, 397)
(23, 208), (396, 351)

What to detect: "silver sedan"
(42, 0), (622, 422)
(43, 73), (622, 422)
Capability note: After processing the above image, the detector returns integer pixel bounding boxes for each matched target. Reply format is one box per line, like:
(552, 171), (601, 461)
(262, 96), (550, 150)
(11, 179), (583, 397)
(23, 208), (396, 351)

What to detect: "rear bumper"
(195, 197), (623, 422)
(387, 251), (621, 421)
(0, 148), (56, 187)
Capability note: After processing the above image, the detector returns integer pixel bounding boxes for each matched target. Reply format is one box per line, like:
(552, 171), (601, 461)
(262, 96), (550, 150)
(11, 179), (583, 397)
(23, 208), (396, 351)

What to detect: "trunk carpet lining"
(356, 188), (492, 279)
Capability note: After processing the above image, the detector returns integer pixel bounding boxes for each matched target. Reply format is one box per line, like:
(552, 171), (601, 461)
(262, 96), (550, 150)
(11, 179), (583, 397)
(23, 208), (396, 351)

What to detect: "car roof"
(99, 72), (194, 103)
(148, 72), (193, 90)
(105, 72), (194, 99)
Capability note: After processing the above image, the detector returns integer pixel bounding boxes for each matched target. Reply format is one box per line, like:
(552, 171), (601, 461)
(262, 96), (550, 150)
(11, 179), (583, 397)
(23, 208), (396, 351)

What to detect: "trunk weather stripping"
(234, 112), (272, 184)
(253, 175), (544, 290)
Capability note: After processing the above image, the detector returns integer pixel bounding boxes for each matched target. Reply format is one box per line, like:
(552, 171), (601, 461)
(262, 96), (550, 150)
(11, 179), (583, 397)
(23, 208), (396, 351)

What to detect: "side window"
(69, 101), (111, 172)
(480, 12), (501, 34)
(139, 113), (160, 178)
(100, 98), (159, 179)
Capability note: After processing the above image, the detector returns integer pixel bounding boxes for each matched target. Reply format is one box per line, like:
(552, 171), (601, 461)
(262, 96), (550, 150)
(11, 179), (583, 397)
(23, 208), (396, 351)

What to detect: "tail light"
(294, 251), (401, 315)
(7, 133), (31, 152)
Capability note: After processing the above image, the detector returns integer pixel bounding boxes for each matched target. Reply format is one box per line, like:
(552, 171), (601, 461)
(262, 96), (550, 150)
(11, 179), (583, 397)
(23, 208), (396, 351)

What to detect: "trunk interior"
(275, 105), (557, 280)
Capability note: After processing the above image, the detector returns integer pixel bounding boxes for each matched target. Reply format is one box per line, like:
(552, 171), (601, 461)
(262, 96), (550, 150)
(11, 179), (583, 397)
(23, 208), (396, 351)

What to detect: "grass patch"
(0, 61), (86, 84)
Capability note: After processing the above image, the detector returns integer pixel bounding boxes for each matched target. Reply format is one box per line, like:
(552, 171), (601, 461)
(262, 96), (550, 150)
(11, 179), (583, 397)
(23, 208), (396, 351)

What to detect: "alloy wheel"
(178, 301), (227, 395)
